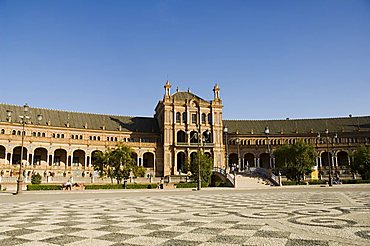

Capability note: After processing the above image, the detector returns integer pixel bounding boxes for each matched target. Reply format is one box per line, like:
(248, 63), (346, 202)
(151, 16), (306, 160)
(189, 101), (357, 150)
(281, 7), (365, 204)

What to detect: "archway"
(33, 147), (48, 166)
(177, 130), (186, 143)
(259, 153), (270, 169)
(337, 151), (349, 167)
(229, 153), (238, 170)
(131, 152), (138, 166)
(143, 152), (154, 168)
(0, 145), (5, 164)
(177, 152), (186, 173)
(91, 150), (103, 167)
(12, 146), (28, 165)
(190, 131), (198, 143)
(72, 150), (86, 167)
(244, 153), (255, 168)
(54, 149), (67, 167)
(321, 152), (332, 167)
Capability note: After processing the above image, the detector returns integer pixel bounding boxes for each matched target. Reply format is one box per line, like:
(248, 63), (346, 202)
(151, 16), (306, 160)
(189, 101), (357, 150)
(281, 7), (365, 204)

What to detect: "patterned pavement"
(0, 189), (369, 245)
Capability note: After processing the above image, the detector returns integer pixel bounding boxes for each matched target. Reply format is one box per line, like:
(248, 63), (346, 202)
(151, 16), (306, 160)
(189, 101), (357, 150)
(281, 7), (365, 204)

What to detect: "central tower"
(155, 81), (224, 176)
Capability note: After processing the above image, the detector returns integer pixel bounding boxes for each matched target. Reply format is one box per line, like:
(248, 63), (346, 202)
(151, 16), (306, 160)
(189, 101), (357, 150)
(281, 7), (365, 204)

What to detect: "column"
(4, 150), (7, 164)
(137, 155), (140, 166)
(333, 155), (338, 167)
(31, 154), (34, 166)
(9, 152), (13, 165)
(257, 158), (260, 168)
(26, 152), (30, 166)
(85, 155), (88, 168)
(254, 157), (257, 168)
(89, 155), (92, 167)
(51, 154), (55, 167)
(153, 155), (156, 177)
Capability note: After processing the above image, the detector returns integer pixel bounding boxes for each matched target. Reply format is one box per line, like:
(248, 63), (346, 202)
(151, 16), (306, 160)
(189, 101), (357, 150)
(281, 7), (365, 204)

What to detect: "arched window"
(98, 136), (100, 141)
(115, 137), (118, 141)
(52, 133), (56, 138)
(79, 135), (83, 140)
(17, 130), (21, 135)
(93, 136), (97, 141)
(176, 112), (181, 123)
(57, 134), (60, 138)
(207, 114), (212, 124)
(61, 134), (64, 138)
(33, 132), (37, 137)
(182, 112), (187, 123)
(37, 132), (41, 137)
(42, 133), (45, 137)
(12, 130), (16, 135)
(71, 135), (75, 139)
(1, 129), (4, 134)
(202, 113), (206, 124)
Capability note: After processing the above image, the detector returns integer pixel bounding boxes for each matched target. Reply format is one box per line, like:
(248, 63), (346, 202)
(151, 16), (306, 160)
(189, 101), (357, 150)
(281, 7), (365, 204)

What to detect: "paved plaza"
(0, 186), (369, 246)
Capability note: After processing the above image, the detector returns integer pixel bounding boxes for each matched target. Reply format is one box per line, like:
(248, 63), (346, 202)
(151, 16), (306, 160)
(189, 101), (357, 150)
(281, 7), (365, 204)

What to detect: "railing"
(212, 167), (226, 176)
(253, 168), (279, 186)
(227, 173), (235, 186)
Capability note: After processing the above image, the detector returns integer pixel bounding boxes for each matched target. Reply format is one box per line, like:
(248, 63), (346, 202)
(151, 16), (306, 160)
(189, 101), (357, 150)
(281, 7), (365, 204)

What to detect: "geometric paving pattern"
(0, 190), (369, 245)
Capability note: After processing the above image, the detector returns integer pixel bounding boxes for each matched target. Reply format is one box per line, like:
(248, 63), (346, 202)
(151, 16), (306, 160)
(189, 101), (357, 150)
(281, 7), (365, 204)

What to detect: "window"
(37, 132), (41, 137)
(42, 133), (45, 137)
(33, 132), (37, 137)
(0, 129), (4, 134)
(79, 135), (83, 140)
(182, 112), (187, 123)
(12, 130), (16, 135)
(89, 136), (92, 140)
(202, 113), (206, 124)
(208, 114), (212, 124)
(71, 135), (75, 139)
(176, 112), (181, 123)
(57, 134), (60, 138)
(98, 136), (100, 141)
(191, 114), (197, 124)
(61, 134), (64, 138)
(52, 133), (55, 138)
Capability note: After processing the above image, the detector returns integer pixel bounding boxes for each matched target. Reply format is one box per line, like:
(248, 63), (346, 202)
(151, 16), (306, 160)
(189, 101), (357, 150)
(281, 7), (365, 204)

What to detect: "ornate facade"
(0, 82), (369, 180)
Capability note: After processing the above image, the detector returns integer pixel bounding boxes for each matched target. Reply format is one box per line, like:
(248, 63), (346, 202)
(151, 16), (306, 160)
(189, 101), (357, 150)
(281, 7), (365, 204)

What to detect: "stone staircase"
(235, 174), (270, 188)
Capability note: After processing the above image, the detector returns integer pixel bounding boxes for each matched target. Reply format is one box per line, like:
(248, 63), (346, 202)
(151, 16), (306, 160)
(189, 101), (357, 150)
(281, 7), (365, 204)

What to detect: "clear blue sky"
(1, 0), (369, 120)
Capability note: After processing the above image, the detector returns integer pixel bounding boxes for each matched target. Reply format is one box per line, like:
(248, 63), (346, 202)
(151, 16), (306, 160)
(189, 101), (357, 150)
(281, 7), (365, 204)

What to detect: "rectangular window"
(192, 114), (197, 124)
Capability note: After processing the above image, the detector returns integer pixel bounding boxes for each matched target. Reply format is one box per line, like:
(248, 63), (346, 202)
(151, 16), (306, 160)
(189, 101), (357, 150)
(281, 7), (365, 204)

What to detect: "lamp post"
(265, 126), (271, 168)
(236, 138), (240, 172)
(223, 126), (229, 172)
(15, 103), (30, 195)
(325, 129), (333, 187)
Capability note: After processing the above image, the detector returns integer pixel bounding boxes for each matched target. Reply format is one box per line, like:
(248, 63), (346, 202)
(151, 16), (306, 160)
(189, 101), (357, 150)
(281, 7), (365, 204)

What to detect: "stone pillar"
(85, 155), (88, 168)
(9, 152), (12, 165)
(254, 157), (257, 168)
(31, 154), (34, 166)
(4, 150), (7, 164)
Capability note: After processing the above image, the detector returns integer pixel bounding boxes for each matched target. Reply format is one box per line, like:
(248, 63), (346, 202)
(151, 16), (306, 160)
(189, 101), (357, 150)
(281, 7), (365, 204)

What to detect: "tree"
(274, 141), (317, 182)
(92, 143), (136, 184)
(31, 173), (42, 184)
(189, 152), (213, 186)
(351, 146), (370, 180)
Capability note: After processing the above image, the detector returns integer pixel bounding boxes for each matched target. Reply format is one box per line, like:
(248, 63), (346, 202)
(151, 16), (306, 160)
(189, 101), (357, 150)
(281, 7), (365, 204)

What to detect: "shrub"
(175, 182), (208, 188)
(27, 184), (62, 190)
(341, 179), (370, 184)
(126, 183), (158, 189)
(31, 173), (42, 184)
(85, 184), (124, 190)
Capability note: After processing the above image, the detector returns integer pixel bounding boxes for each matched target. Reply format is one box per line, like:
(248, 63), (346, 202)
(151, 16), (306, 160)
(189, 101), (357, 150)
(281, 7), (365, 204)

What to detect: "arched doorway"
(54, 149), (67, 167)
(177, 152), (186, 173)
(337, 151), (349, 167)
(259, 153), (270, 169)
(12, 146), (28, 165)
(143, 152), (154, 168)
(72, 150), (85, 167)
(190, 131), (198, 143)
(229, 153), (238, 170)
(244, 153), (255, 168)
(321, 152), (332, 167)
(131, 152), (138, 166)
(0, 145), (5, 164)
(33, 147), (48, 166)
(177, 130), (186, 143)
(91, 150), (103, 167)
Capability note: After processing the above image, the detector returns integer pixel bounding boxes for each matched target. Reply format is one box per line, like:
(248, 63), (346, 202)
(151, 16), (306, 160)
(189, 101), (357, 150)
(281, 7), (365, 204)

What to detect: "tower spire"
(164, 80), (171, 97)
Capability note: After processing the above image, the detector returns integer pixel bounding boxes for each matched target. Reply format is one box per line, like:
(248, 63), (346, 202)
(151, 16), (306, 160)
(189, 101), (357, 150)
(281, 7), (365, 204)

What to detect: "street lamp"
(265, 126), (271, 168)
(318, 129), (337, 187)
(223, 126), (229, 171)
(236, 137), (240, 172)
(15, 103), (30, 195)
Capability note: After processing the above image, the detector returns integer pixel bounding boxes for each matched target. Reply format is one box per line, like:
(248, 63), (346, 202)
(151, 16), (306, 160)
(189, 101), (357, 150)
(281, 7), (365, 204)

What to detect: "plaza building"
(0, 81), (369, 180)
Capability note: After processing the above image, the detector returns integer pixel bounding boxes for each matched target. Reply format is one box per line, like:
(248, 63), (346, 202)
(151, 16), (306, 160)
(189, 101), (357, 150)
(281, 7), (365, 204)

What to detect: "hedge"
(84, 183), (159, 190)
(175, 182), (208, 188)
(85, 184), (124, 190)
(27, 184), (62, 190)
(341, 179), (370, 184)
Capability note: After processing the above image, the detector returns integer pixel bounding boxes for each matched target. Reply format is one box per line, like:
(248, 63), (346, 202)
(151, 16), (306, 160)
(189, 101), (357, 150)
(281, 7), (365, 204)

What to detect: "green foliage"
(31, 173), (42, 184)
(126, 183), (158, 189)
(351, 146), (370, 180)
(132, 166), (146, 178)
(274, 141), (317, 182)
(27, 184), (61, 190)
(84, 183), (158, 190)
(85, 184), (124, 189)
(175, 182), (208, 188)
(189, 152), (213, 185)
(92, 143), (136, 183)
(341, 179), (370, 184)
